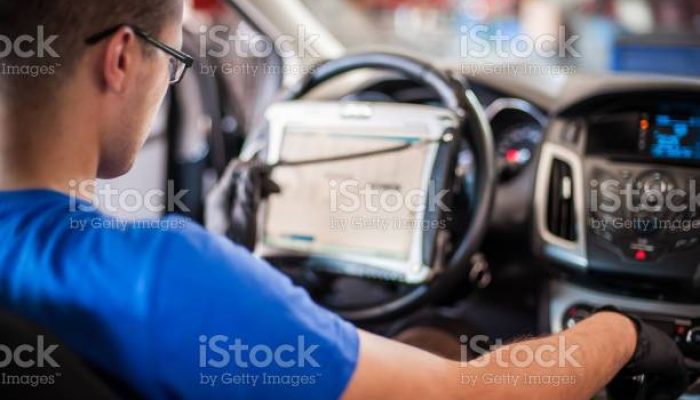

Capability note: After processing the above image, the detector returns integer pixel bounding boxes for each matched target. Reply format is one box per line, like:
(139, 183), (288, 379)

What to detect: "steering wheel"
(264, 52), (496, 321)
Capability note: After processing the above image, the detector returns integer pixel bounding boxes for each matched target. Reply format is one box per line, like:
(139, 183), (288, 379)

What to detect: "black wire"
(270, 137), (444, 169)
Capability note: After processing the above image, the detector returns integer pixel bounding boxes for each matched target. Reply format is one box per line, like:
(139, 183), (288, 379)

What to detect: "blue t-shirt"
(0, 189), (359, 399)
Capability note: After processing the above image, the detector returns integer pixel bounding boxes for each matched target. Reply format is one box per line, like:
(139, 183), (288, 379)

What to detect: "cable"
(270, 135), (451, 169)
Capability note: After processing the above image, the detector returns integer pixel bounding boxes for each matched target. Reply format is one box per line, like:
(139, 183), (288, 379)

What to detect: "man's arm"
(343, 312), (637, 400)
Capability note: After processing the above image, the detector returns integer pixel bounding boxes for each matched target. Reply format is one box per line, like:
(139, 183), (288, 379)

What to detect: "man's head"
(0, 0), (185, 178)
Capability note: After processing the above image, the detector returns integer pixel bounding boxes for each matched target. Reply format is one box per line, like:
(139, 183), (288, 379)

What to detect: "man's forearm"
(449, 312), (637, 400)
(343, 312), (637, 400)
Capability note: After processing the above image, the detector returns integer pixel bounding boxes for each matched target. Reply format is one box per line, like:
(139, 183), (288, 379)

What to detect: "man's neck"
(0, 94), (99, 196)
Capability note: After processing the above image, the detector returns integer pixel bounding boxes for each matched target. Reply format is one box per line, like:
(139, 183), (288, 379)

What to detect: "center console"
(585, 105), (700, 281)
(534, 86), (700, 363)
(536, 96), (700, 288)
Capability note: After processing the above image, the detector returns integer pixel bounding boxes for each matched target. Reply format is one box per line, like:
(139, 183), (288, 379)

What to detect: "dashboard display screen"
(647, 114), (700, 161)
(587, 109), (700, 164)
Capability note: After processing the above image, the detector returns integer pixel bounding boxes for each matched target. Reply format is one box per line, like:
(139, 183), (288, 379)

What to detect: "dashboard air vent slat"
(547, 159), (577, 242)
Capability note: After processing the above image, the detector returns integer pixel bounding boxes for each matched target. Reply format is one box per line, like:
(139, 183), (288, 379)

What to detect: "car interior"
(4, 0), (700, 399)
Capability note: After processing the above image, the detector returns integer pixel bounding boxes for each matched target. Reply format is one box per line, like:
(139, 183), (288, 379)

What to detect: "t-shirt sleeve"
(146, 219), (359, 400)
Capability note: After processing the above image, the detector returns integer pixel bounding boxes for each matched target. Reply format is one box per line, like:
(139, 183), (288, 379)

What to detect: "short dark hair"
(0, 0), (181, 96)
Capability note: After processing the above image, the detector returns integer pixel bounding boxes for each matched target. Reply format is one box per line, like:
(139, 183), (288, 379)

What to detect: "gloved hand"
(600, 307), (690, 400)
(205, 159), (280, 251)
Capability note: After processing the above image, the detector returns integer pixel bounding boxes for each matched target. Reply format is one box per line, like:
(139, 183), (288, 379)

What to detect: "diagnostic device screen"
(263, 130), (433, 268)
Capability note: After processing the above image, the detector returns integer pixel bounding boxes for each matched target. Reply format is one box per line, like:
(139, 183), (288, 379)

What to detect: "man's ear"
(101, 27), (138, 93)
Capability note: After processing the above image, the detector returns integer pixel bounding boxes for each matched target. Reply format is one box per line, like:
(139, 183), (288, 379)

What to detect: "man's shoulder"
(0, 189), (252, 270)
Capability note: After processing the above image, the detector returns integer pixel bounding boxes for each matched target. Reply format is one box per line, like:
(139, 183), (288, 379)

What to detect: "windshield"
(300, 0), (700, 77)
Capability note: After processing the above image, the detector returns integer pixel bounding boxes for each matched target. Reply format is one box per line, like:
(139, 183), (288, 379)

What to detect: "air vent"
(547, 159), (578, 241)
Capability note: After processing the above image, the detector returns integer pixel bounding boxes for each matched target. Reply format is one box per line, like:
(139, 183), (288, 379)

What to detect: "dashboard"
(298, 70), (700, 278)
(527, 77), (700, 367)
(535, 90), (700, 291)
(275, 67), (700, 368)
(258, 66), (700, 359)
(292, 67), (700, 284)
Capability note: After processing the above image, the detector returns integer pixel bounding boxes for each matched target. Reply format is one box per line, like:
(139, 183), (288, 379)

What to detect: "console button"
(673, 237), (699, 252)
(634, 249), (648, 262)
(563, 304), (593, 329)
(686, 327), (700, 346)
(626, 238), (665, 262)
(640, 172), (672, 194)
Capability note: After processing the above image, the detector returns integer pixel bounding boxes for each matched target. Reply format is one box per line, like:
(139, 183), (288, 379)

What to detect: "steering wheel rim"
(279, 51), (496, 321)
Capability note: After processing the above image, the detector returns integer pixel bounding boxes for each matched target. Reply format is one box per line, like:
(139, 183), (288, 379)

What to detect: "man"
(0, 1), (689, 399)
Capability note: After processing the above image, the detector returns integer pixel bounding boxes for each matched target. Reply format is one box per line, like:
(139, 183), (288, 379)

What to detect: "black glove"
(600, 307), (690, 400)
(205, 159), (280, 251)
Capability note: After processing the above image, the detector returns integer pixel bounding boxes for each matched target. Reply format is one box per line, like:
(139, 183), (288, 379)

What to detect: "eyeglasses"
(86, 24), (194, 85)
